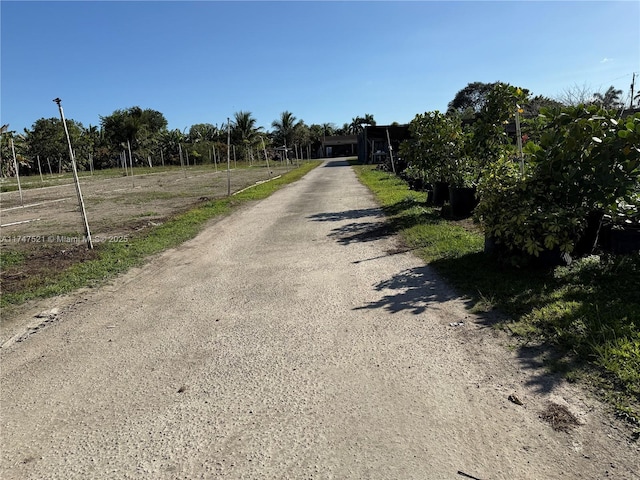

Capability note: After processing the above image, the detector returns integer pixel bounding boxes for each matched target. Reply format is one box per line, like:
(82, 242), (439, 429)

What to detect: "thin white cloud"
(601, 57), (613, 63)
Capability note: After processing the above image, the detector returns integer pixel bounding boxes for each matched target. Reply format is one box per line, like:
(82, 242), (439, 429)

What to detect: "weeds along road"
(1, 159), (638, 479)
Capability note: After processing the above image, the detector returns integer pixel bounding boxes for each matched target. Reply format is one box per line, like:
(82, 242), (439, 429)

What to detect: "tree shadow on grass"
(307, 197), (441, 247)
(429, 252), (640, 401)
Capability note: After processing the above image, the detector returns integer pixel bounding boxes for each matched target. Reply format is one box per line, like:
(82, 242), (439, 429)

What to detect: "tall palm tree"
(361, 113), (376, 127)
(321, 123), (335, 138)
(348, 117), (362, 135)
(593, 86), (623, 110)
(232, 111), (262, 161)
(271, 111), (301, 148)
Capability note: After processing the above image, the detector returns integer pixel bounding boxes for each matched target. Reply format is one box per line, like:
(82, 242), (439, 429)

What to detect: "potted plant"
(476, 106), (640, 263)
(400, 111), (458, 206)
(446, 121), (479, 217)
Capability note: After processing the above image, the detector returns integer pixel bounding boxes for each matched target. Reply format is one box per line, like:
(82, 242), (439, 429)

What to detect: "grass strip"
(1, 162), (321, 309)
(352, 164), (640, 428)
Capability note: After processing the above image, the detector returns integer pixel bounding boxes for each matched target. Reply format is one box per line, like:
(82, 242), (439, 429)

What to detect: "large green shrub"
(476, 106), (640, 257)
(399, 111), (462, 185)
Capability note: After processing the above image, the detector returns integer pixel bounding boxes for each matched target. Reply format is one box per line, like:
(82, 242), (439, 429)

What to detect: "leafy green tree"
(447, 81), (500, 117)
(187, 123), (218, 143)
(1, 129), (29, 176)
(24, 117), (88, 171)
(100, 106), (168, 166)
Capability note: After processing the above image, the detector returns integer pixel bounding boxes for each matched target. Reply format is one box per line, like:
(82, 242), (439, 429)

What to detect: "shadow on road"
(307, 208), (383, 223)
(322, 160), (351, 167)
(353, 265), (475, 315)
(307, 207), (390, 245)
(356, 265), (571, 396)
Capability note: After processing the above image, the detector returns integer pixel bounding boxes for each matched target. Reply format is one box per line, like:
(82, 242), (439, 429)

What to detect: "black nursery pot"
(432, 182), (449, 207)
(610, 226), (640, 255)
(448, 186), (477, 218)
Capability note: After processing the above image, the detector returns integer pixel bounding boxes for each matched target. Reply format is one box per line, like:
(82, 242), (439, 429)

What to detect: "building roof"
(322, 135), (358, 146)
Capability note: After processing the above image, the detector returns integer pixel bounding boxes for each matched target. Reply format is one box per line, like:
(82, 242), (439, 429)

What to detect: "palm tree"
(271, 111), (302, 149)
(361, 113), (376, 127)
(348, 117), (362, 135)
(158, 129), (185, 165)
(593, 86), (623, 110)
(232, 111), (262, 162)
(187, 123), (218, 143)
(321, 123), (335, 138)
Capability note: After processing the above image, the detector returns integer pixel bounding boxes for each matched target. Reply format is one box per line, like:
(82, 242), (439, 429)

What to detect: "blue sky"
(1, 1), (639, 134)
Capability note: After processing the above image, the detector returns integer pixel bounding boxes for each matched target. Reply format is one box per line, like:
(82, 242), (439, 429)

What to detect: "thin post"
(385, 128), (396, 174)
(160, 148), (165, 167)
(515, 105), (524, 176)
(179, 143), (186, 178)
(127, 139), (135, 187)
(89, 153), (94, 175)
(261, 137), (271, 178)
(227, 118), (231, 196)
(213, 145), (218, 172)
(37, 155), (44, 183)
(284, 141), (288, 167)
(47, 157), (53, 176)
(10, 138), (24, 205)
(233, 145), (237, 169)
(53, 98), (93, 249)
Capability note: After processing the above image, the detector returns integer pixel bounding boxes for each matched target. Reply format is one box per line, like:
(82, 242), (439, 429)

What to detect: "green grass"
(1, 161), (321, 309)
(0, 250), (26, 269)
(352, 164), (640, 429)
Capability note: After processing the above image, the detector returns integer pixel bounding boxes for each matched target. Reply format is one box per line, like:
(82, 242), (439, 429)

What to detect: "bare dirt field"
(1, 159), (638, 479)
(0, 163), (293, 299)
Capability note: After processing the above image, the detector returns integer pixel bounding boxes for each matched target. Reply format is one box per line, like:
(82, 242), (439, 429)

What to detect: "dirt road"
(1, 159), (638, 479)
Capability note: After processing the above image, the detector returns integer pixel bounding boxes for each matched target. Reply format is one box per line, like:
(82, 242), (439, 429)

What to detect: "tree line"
(1, 80), (632, 177)
(0, 109), (379, 177)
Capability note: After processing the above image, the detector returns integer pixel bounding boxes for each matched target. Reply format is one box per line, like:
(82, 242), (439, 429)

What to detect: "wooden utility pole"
(53, 98), (93, 249)
(630, 72), (636, 109)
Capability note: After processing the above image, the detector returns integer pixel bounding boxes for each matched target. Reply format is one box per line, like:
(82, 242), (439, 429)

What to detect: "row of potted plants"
(398, 83), (640, 262)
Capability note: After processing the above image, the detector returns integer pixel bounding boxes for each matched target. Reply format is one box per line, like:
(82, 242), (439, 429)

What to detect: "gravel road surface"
(1, 159), (638, 479)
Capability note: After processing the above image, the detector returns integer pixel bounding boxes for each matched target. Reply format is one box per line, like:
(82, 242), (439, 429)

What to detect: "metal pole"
(53, 98), (93, 249)
(10, 138), (24, 205)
